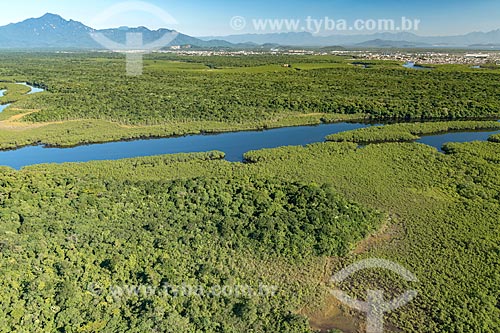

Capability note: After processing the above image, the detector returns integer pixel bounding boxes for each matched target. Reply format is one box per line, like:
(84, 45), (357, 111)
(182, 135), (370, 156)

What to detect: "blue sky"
(0, 0), (499, 36)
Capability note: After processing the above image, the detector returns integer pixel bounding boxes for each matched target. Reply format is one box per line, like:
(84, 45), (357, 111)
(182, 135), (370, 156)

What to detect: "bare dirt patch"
(0, 110), (50, 130)
(353, 218), (402, 255)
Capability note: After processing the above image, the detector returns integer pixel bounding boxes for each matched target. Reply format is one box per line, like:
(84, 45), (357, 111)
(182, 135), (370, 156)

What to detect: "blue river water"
(0, 82), (498, 169)
(18, 82), (45, 94)
(0, 122), (370, 169)
(0, 89), (8, 112)
(0, 83), (44, 113)
(0, 121), (498, 169)
(403, 62), (433, 70)
(417, 130), (500, 152)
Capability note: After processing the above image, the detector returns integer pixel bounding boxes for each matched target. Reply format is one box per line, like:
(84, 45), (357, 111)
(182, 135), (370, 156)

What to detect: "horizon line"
(4, 12), (500, 39)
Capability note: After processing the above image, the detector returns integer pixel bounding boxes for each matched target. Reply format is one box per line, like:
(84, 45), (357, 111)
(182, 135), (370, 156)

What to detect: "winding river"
(18, 82), (45, 94)
(0, 89), (8, 112)
(0, 83), (498, 169)
(0, 122), (498, 170)
(0, 82), (43, 113)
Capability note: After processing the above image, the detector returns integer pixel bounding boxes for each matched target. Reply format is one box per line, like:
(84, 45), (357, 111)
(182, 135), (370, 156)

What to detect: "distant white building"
(465, 53), (489, 59)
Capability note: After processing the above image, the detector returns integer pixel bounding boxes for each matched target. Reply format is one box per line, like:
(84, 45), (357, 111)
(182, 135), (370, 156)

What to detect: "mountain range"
(1, 13), (500, 50)
(201, 30), (500, 48)
(0, 13), (235, 49)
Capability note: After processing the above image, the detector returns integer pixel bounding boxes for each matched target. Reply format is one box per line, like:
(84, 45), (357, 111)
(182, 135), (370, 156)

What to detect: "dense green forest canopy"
(1, 53), (499, 128)
(0, 53), (499, 332)
(1, 138), (499, 332)
(0, 159), (381, 332)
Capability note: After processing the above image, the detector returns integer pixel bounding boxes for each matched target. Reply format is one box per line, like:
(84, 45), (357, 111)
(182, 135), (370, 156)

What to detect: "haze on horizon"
(0, 0), (498, 37)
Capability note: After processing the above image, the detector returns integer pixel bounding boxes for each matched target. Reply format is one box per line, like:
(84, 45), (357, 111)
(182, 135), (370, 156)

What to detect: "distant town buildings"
(155, 49), (500, 66)
(346, 50), (500, 65)
(169, 45), (192, 50)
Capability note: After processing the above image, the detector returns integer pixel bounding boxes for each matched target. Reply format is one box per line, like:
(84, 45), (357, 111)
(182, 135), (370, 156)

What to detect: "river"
(0, 83), (498, 169)
(403, 62), (433, 70)
(0, 88), (8, 112)
(0, 121), (498, 169)
(0, 82), (43, 113)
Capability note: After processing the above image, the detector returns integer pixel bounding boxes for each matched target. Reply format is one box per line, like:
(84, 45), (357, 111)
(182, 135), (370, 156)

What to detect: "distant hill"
(2, 13), (500, 50)
(468, 43), (500, 50)
(0, 13), (96, 48)
(201, 30), (500, 48)
(200, 32), (316, 46)
(354, 39), (432, 48)
(0, 13), (235, 49)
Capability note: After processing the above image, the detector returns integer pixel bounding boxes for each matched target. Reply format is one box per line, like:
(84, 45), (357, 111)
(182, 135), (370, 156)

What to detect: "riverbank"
(326, 121), (500, 144)
(2, 110), (500, 152)
(0, 113), (370, 151)
(0, 82), (32, 105)
(2, 118), (500, 170)
(489, 133), (500, 142)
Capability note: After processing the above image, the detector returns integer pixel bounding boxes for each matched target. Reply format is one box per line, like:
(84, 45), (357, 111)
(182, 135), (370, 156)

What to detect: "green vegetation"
(0, 53), (499, 149)
(489, 133), (500, 143)
(0, 152), (382, 332)
(0, 82), (31, 105)
(0, 113), (364, 150)
(0, 53), (499, 332)
(244, 141), (500, 332)
(0, 137), (497, 332)
(20, 56), (500, 123)
(326, 120), (500, 143)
